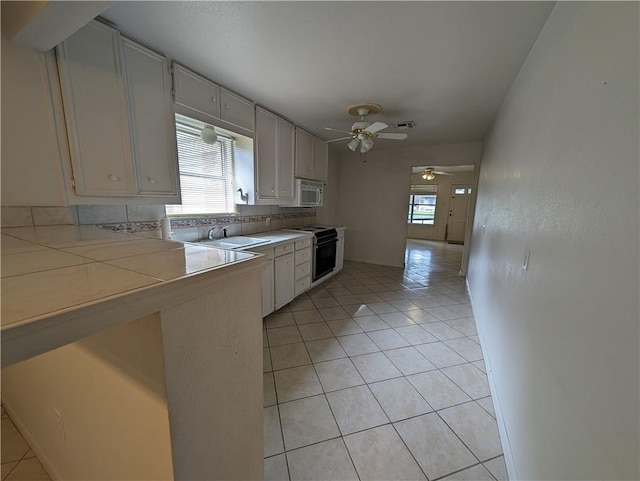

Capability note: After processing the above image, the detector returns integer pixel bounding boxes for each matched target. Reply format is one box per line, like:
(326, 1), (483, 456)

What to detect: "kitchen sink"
(199, 236), (270, 250)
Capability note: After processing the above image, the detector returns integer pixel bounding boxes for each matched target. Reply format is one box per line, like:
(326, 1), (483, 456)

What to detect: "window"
(408, 185), (437, 225)
(166, 115), (235, 215)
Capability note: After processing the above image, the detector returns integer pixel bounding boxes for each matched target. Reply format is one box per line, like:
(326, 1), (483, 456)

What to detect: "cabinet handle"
(148, 177), (157, 184)
(109, 174), (120, 182)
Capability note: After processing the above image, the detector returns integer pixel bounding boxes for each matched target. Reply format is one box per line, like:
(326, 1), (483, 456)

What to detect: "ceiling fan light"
(360, 137), (374, 153)
(347, 138), (360, 152)
(422, 169), (436, 180)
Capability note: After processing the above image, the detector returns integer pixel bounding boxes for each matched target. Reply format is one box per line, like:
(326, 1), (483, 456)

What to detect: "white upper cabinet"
(57, 22), (136, 196)
(173, 64), (255, 134)
(294, 128), (314, 179)
(221, 88), (255, 132)
(312, 136), (328, 182)
(277, 118), (295, 201)
(255, 107), (295, 203)
(57, 21), (179, 201)
(173, 64), (220, 120)
(122, 39), (178, 196)
(295, 127), (327, 182)
(255, 107), (278, 199)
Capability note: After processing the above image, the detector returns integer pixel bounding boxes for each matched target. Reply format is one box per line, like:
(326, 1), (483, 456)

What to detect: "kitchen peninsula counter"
(1, 225), (265, 480)
(1, 225), (263, 366)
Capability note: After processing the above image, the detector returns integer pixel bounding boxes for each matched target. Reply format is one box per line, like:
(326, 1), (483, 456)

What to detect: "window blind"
(166, 123), (235, 215)
(410, 184), (438, 194)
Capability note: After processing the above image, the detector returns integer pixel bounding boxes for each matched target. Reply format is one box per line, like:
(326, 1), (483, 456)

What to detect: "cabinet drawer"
(295, 262), (310, 281)
(294, 248), (311, 266)
(295, 276), (311, 296)
(274, 243), (294, 257)
(295, 238), (312, 250)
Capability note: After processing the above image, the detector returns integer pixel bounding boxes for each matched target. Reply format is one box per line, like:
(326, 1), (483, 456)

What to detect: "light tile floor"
(264, 239), (509, 481)
(0, 405), (51, 481)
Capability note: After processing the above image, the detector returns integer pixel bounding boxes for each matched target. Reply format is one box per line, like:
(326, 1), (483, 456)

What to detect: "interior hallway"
(263, 239), (507, 480)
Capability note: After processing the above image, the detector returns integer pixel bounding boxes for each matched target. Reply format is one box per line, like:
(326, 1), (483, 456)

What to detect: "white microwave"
(281, 179), (324, 207)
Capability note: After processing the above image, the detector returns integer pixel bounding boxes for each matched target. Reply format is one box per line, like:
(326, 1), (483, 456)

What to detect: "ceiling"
(102, 2), (554, 149)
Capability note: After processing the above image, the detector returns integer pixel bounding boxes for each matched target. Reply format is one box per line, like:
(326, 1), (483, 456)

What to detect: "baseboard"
(1, 396), (63, 481)
(465, 278), (518, 481)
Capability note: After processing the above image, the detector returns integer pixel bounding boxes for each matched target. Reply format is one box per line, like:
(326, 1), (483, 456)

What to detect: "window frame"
(408, 184), (438, 225)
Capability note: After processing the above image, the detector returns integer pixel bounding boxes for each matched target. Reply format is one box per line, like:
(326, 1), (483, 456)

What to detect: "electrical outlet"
(54, 409), (66, 441)
(266, 217), (271, 226)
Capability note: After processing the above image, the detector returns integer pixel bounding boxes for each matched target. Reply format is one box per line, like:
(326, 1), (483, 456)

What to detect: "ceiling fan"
(324, 103), (408, 153)
(421, 168), (453, 180)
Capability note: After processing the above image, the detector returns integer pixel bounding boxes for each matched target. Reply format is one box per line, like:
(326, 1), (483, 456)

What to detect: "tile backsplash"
(1, 206), (77, 228)
(1, 204), (316, 243)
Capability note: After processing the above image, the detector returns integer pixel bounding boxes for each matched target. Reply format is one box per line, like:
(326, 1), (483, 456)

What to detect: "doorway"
(446, 184), (472, 244)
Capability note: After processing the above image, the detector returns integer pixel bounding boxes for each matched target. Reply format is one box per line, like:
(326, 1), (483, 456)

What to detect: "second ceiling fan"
(324, 103), (408, 153)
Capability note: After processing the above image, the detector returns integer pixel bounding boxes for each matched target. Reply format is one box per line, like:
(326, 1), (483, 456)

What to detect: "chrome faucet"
(208, 226), (228, 240)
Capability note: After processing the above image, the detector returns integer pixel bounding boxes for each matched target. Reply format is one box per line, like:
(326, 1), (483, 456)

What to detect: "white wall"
(1, 36), (69, 207)
(1, 314), (174, 480)
(467, 3), (639, 480)
(334, 143), (482, 267)
(407, 171), (474, 241)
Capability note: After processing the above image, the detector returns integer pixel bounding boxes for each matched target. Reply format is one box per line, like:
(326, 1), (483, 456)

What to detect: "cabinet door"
(57, 21), (136, 196)
(336, 237), (345, 272)
(313, 136), (328, 182)
(261, 257), (274, 317)
(274, 252), (295, 310)
(220, 88), (255, 132)
(277, 118), (295, 201)
(294, 128), (314, 179)
(122, 39), (178, 197)
(173, 64), (220, 120)
(255, 107), (277, 199)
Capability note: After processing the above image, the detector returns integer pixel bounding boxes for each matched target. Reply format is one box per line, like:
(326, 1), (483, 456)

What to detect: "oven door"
(313, 238), (337, 281)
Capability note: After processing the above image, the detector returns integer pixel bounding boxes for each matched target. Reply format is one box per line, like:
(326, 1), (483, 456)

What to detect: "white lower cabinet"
(256, 237), (312, 317)
(260, 249), (275, 317)
(274, 251), (295, 311)
(294, 239), (312, 297)
(336, 229), (345, 272)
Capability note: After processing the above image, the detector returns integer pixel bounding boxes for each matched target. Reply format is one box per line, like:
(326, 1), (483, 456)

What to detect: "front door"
(446, 184), (471, 244)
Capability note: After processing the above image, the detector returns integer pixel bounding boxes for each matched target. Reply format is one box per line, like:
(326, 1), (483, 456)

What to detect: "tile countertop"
(1, 225), (265, 366)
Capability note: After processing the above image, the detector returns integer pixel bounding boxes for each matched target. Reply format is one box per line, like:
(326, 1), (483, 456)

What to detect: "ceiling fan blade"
(377, 133), (408, 140)
(324, 136), (352, 143)
(324, 127), (353, 134)
(434, 171), (454, 175)
(365, 122), (388, 134)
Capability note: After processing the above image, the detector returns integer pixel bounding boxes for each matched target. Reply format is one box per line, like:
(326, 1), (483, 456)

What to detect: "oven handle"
(315, 239), (338, 248)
